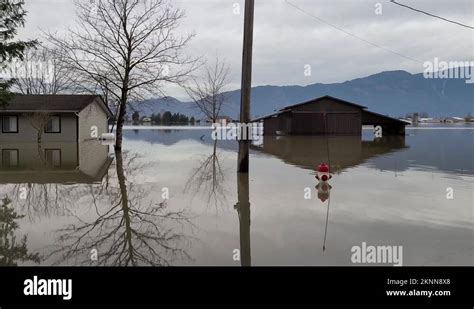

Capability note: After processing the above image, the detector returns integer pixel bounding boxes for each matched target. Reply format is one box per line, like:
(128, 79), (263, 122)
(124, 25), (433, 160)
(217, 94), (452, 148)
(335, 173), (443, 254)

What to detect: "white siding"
(78, 140), (110, 177)
(78, 98), (109, 141)
(0, 113), (77, 142)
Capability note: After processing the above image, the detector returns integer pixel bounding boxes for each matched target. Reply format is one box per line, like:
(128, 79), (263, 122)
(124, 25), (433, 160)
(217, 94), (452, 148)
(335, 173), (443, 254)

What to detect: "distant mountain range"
(133, 69), (473, 119)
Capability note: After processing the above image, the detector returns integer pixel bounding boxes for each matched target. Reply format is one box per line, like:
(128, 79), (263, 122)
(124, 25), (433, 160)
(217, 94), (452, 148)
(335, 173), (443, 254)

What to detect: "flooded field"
(0, 125), (473, 266)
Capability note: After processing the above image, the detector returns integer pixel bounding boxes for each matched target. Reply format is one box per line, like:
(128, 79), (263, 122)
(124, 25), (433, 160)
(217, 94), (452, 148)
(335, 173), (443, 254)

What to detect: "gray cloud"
(19, 0), (474, 99)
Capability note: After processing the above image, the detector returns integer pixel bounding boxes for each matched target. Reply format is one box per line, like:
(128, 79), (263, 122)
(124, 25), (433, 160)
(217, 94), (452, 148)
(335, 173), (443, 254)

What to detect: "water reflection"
(235, 172), (251, 266)
(0, 141), (112, 183)
(251, 136), (408, 173)
(315, 181), (332, 203)
(0, 128), (471, 266)
(47, 150), (194, 266)
(184, 140), (228, 212)
(124, 127), (473, 176)
(363, 129), (474, 176)
(0, 196), (40, 266)
(0, 141), (112, 220)
(0, 139), (195, 266)
(251, 135), (409, 257)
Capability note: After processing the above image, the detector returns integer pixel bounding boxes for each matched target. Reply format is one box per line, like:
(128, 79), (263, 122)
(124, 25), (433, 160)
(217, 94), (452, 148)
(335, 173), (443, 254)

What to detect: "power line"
(284, 0), (423, 64)
(390, 0), (474, 30)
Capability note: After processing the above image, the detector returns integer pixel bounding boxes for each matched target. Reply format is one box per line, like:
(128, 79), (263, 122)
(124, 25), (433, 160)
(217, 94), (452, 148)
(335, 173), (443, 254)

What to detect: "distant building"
(252, 95), (407, 136)
(443, 117), (465, 123)
(419, 118), (434, 123)
(0, 94), (113, 142)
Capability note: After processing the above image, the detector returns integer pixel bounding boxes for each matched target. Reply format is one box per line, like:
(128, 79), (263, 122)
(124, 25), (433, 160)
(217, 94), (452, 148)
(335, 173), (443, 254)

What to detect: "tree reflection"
(10, 183), (73, 221)
(0, 196), (41, 266)
(47, 150), (194, 266)
(7, 141), (72, 220)
(184, 140), (228, 212)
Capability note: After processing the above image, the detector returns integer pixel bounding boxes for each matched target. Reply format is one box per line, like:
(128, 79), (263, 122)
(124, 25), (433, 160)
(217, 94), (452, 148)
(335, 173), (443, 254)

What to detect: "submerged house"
(253, 95), (407, 136)
(0, 95), (114, 183)
(0, 94), (113, 142)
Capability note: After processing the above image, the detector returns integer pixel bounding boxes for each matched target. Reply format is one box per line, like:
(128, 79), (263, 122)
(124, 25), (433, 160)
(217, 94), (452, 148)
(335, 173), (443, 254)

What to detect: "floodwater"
(0, 125), (473, 266)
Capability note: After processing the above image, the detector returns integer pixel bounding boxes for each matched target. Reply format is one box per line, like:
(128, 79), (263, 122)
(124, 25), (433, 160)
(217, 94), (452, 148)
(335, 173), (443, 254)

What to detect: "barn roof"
(252, 95), (367, 121)
(252, 95), (407, 126)
(0, 94), (114, 118)
(281, 95), (367, 111)
(253, 110), (289, 122)
(362, 110), (409, 124)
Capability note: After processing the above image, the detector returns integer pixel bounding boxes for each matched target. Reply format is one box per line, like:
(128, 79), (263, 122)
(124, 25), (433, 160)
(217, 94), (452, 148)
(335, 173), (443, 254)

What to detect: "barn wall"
(327, 112), (361, 135)
(290, 112), (361, 135)
(287, 98), (363, 135)
(263, 117), (279, 135)
(279, 113), (292, 134)
(260, 97), (405, 136)
(291, 113), (325, 135)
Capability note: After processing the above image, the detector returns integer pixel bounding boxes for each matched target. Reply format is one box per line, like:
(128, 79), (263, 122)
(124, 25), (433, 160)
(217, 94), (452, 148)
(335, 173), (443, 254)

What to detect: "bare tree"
(186, 57), (230, 123)
(25, 112), (51, 143)
(46, 0), (197, 150)
(8, 46), (78, 94)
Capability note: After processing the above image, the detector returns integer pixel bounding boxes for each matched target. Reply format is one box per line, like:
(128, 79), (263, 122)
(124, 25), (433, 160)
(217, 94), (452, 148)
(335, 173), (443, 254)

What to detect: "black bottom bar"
(0, 267), (472, 306)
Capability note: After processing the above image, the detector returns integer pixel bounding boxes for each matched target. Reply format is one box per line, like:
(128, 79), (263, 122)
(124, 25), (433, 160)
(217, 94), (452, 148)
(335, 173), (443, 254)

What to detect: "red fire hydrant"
(315, 163), (332, 182)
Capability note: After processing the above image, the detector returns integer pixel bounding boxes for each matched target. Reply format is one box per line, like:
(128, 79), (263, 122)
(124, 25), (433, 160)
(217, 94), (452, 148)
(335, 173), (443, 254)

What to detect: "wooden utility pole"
(237, 0), (255, 173)
(235, 172), (251, 266)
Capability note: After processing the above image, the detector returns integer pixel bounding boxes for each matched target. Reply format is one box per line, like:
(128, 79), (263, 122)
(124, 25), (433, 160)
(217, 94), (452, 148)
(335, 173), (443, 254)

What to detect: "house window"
(45, 149), (61, 167)
(2, 149), (19, 167)
(2, 116), (18, 133)
(45, 116), (61, 133)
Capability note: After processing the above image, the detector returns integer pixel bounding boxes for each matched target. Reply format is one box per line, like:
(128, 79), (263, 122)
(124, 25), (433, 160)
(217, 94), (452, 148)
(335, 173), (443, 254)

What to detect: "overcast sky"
(19, 0), (474, 99)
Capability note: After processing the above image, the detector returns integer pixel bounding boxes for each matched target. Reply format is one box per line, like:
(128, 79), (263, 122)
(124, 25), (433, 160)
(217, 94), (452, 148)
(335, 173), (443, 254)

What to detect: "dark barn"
(253, 96), (407, 136)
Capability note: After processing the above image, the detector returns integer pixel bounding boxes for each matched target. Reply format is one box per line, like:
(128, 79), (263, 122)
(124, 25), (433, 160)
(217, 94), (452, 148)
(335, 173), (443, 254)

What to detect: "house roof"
(252, 95), (368, 121)
(0, 94), (114, 118)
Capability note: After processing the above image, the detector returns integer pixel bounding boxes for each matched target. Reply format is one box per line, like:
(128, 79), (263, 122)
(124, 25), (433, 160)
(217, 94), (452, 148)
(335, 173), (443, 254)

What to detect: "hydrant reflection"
(315, 163), (332, 203)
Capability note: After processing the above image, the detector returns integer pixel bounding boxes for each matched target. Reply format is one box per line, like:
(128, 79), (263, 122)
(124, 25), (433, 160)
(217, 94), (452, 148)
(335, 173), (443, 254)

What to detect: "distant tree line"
(130, 111), (196, 125)
(152, 111), (195, 125)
